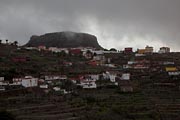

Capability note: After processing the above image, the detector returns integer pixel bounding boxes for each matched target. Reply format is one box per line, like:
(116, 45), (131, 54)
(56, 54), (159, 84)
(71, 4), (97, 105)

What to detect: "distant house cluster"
(1, 42), (179, 95)
(0, 71), (133, 93)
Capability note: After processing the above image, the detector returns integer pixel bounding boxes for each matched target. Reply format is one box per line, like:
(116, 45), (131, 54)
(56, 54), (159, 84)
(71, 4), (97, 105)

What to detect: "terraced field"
(1, 78), (180, 120)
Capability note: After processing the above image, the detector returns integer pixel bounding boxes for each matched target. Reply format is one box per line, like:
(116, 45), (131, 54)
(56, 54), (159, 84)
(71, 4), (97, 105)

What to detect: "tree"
(5, 39), (8, 44)
(86, 50), (93, 59)
(109, 48), (117, 52)
(0, 40), (2, 44)
(86, 50), (92, 54)
(13, 41), (18, 46)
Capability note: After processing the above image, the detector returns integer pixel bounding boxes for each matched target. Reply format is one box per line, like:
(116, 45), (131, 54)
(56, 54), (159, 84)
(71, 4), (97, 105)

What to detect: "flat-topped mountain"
(25, 31), (103, 49)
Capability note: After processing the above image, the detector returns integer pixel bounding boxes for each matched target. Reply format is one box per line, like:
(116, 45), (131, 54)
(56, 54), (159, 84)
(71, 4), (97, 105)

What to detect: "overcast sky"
(0, 0), (180, 51)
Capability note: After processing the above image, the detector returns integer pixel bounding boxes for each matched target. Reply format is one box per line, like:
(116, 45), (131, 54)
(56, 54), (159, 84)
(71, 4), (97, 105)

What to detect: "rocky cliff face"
(25, 31), (103, 49)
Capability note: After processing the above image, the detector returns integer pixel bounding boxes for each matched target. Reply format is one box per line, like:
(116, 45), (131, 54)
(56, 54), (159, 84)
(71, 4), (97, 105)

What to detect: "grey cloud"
(0, 0), (180, 51)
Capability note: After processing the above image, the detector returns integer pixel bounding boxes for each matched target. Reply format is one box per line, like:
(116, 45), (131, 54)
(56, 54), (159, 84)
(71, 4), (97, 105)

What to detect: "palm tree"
(14, 41), (18, 46)
(6, 39), (8, 44)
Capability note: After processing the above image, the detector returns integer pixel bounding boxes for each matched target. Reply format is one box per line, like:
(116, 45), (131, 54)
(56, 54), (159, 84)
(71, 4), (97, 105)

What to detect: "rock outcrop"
(25, 31), (103, 49)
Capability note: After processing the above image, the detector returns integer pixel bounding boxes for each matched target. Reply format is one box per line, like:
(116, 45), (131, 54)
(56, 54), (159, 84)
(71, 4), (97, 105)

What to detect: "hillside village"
(0, 41), (180, 120)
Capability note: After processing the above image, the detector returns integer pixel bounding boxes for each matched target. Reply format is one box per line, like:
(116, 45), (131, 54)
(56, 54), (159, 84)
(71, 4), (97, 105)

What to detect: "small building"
(159, 47), (170, 53)
(109, 74), (116, 82)
(93, 55), (106, 65)
(77, 74), (98, 89)
(24, 47), (38, 50)
(39, 84), (48, 89)
(103, 64), (116, 68)
(49, 47), (61, 53)
(12, 78), (22, 85)
(0, 77), (5, 86)
(53, 87), (61, 91)
(82, 50), (93, 59)
(38, 46), (46, 51)
(165, 67), (178, 72)
(103, 71), (117, 82)
(11, 76), (39, 87)
(121, 73), (130, 80)
(89, 74), (100, 81)
(92, 50), (104, 55)
(124, 47), (133, 54)
(81, 82), (97, 89)
(168, 71), (180, 76)
(78, 78), (97, 89)
(22, 76), (38, 88)
(128, 61), (137, 65)
(93, 55), (105, 61)
(0, 77), (4, 82)
(163, 62), (174, 65)
(145, 45), (153, 53)
(137, 45), (153, 54)
(44, 75), (67, 81)
(69, 49), (82, 55)
(137, 49), (146, 54)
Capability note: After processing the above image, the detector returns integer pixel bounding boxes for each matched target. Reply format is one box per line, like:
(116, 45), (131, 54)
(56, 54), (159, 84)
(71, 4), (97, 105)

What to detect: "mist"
(0, 0), (180, 51)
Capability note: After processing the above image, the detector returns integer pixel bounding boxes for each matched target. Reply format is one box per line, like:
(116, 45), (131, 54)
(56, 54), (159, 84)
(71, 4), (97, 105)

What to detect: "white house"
(168, 72), (180, 76)
(128, 61), (137, 65)
(89, 74), (100, 81)
(0, 77), (8, 86)
(7, 76), (38, 87)
(163, 62), (174, 65)
(53, 87), (61, 91)
(77, 75), (97, 89)
(92, 50), (104, 55)
(121, 73), (130, 80)
(159, 47), (170, 53)
(57, 48), (69, 54)
(103, 71), (117, 82)
(49, 47), (61, 53)
(80, 81), (97, 89)
(21, 76), (38, 88)
(0, 77), (4, 82)
(24, 47), (38, 50)
(49, 47), (69, 54)
(39, 84), (48, 89)
(12, 78), (22, 85)
(0, 77), (5, 85)
(44, 75), (67, 81)
(103, 64), (116, 68)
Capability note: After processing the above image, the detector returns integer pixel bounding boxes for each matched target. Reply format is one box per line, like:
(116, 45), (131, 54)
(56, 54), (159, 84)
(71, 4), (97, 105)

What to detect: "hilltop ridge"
(25, 31), (103, 49)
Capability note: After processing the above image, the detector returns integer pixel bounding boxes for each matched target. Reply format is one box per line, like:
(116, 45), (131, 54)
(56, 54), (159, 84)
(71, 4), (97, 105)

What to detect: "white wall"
(22, 78), (38, 88)
(121, 73), (130, 80)
(0, 77), (4, 82)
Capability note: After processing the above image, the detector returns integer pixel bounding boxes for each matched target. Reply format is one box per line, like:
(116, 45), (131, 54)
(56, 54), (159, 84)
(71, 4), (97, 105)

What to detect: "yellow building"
(165, 67), (177, 72)
(137, 46), (154, 54)
(137, 49), (146, 54)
